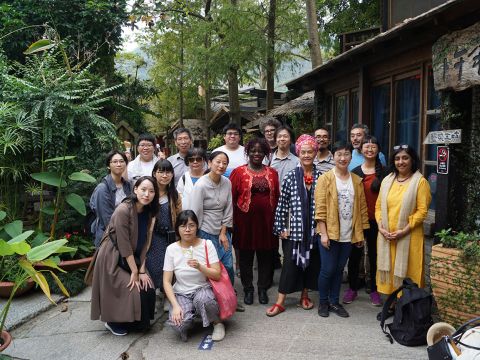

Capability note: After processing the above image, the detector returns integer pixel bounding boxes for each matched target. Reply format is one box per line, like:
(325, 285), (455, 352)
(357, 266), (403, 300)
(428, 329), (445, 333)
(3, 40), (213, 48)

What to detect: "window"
(335, 94), (348, 142)
(352, 91), (359, 125)
(395, 75), (421, 152)
(371, 83), (391, 159)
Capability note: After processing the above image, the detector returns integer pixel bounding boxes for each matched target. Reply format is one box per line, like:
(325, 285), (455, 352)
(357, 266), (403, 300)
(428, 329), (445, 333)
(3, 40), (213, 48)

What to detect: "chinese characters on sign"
(423, 129), (462, 145)
(432, 22), (480, 91)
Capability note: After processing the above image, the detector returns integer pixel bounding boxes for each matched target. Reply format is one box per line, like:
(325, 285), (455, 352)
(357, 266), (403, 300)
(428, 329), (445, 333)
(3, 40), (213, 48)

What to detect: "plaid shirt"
(273, 165), (321, 244)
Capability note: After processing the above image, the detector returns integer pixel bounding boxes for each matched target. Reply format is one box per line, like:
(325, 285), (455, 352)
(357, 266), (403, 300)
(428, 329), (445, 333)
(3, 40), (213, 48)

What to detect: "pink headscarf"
(295, 134), (318, 154)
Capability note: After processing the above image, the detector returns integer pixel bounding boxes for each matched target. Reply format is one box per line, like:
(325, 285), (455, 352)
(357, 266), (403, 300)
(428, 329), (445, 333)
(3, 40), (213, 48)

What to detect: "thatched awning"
(267, 91), (314, 117)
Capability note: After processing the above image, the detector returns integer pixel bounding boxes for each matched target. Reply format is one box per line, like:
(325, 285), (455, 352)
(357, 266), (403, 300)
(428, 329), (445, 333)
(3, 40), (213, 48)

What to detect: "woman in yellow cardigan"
(375, 145), (431, 300)
(315, 142), (369, 318)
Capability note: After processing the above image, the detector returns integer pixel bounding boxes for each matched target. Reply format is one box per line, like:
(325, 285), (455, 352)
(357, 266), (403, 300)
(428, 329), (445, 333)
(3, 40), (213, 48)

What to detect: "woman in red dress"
(230, 137), (280, 306)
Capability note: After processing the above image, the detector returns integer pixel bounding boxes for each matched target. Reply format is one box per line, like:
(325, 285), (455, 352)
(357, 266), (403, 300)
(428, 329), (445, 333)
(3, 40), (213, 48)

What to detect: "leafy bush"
(436, 228), (480, 261)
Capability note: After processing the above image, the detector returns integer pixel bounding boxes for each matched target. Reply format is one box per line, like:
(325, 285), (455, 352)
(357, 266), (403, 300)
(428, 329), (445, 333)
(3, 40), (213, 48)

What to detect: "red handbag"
(204, 241), (237, 320)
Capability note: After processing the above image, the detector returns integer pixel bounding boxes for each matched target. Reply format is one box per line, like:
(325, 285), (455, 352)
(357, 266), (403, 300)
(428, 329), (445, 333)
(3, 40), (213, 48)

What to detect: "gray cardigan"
(90, 174), (132, 247)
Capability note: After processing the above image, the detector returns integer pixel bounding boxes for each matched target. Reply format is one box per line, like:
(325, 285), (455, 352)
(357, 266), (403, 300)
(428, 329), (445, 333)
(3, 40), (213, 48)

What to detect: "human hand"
(219, 233), (229, 251)
(355, 241), (364, 248)
(388, 229), (405, 241)
(124, 151), (132, 161)
(127, 272), (140, 292)
(171, 305), (184, 326)
(280, 230), (289, 239)
(187, 258), (202, 271)
(139, 273), (154, 290)
(321, 234), (330, 249)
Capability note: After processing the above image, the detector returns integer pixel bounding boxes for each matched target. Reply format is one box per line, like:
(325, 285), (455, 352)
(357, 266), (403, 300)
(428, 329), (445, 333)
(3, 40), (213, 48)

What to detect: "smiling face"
(223, 129), (240, 148)
(137, 140), (155, 162)
(248, 143), (266, 167)
(187, 155), (205, 173)
(208, 153), (229, 176)
(175, 132), (192, 155)
(361, 142), (379, 161)
(154, 169), (173, 187)
(276, 129), (291, 150)
(350, 128), (366, 150)
(134, 179), (156, 207)
(333, 148), (352, 171)
(298, 144), (315, 168)
(314, 129), (330, 150)
(394, 150), (413, 177)
(108, 154), (127, 177)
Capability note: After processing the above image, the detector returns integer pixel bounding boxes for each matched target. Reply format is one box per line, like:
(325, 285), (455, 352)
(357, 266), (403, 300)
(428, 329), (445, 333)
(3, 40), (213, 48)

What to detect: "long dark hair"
(125, 176), (159, 217)
(360, 135), (384, 193)
(152, 159), (179, 205)
(389, 144), (420, 176)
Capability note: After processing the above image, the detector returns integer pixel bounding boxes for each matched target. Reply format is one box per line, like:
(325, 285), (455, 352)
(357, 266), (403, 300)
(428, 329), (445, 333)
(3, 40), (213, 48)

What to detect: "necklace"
(304, 174), (313, 185)
(396, 174), (412, 183)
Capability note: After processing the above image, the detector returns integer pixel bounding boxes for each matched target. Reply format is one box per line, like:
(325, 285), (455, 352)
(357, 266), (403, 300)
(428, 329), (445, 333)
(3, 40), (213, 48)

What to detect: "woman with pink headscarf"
(266, 135), (322, 317)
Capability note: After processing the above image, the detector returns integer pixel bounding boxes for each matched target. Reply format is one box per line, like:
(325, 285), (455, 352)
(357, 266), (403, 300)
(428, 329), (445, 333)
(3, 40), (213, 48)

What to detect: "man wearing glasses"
(127, 133), (159, 183)
(213, 123), (247, 178)
(167, 128), (197, 186)
(348, 123), (386, 171)
(314, 128), (335, 174)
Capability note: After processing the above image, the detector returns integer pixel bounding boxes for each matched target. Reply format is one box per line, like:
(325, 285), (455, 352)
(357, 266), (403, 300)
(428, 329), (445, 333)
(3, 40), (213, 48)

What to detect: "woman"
(315, 142), (369, 318)
(89, 176), (159, 336)
(148, 160), (182, 290)
(176, 147), (207, 209)
(345, 136), (384, 306)
(230, 138), (280, 305)
(375, 145), (431, 299)
(163, 210), (224, 342)
(188, 151), (234, 285)
(266, 134), (321, 317)
(90, 150), (131, 247)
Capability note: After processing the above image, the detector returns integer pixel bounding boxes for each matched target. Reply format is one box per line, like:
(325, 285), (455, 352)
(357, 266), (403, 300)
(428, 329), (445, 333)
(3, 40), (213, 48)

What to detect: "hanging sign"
(424, 129), (462, 145)
(432, 22), (480, 91)
(437, 146), (449, 175)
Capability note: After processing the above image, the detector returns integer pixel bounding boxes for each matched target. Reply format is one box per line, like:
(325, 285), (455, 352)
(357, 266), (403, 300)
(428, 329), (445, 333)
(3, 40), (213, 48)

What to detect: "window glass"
(352, 91), (359, 125)
(395, 75), (421, 152)
(371, 83), (391, 159)
(335, 95), (348, 142)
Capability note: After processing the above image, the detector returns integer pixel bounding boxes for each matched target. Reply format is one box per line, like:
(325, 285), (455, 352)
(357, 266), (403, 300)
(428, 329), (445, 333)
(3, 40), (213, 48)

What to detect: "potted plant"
(57, 231), (95, 271)
(430, 228), (480, 326)
(0, 211), (73, 352)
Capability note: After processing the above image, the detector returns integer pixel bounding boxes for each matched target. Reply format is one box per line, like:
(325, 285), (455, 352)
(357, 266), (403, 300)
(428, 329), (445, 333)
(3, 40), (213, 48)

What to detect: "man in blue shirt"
(348, 124), (387, 171)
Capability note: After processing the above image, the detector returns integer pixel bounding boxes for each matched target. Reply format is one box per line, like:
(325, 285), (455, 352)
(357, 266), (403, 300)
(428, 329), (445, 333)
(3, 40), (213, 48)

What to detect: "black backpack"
(380, 278), (433, 346)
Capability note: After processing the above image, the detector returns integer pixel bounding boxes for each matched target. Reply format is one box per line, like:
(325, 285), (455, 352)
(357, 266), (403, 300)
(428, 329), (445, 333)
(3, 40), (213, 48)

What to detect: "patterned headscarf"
(295, 134), (318, 155)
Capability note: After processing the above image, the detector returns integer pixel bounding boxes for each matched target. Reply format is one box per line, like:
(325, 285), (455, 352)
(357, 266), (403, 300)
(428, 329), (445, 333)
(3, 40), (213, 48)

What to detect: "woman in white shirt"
(176, 147), (207, 209)
(163, 210), (225, 342)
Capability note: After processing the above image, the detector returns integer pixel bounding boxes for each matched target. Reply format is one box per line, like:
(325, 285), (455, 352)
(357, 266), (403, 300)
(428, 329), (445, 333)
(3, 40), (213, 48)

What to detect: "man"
(348, 123), (386, 171)
(213, 123), (247, 178)
(261, 118), (282, 154)
(313, 128), (335, 174)
(270, 126), (299, 186)
(167, 128), (193, 186)
(127, 133), (159, 183)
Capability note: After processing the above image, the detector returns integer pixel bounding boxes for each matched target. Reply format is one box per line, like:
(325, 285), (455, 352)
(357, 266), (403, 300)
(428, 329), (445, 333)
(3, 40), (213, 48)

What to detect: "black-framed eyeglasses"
(188, 157), (203, 163)
(393, 144), (409, 151)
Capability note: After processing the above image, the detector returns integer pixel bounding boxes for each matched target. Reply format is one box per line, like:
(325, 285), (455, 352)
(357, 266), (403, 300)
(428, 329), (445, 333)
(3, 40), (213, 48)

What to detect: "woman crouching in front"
(163, 210), (225, 342)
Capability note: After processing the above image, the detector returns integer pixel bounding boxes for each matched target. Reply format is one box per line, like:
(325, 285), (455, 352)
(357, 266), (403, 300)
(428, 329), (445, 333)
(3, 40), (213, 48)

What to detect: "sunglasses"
(188, 157), (203, 163)
(393, 144), (409, 151)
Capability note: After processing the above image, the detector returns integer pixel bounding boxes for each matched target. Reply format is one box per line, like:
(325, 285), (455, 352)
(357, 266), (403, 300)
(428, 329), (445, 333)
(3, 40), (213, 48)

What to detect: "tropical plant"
(0, 211), (74, 335)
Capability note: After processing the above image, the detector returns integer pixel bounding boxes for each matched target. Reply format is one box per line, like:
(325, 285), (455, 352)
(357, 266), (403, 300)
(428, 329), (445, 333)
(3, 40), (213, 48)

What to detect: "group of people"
(86, 120), (431, 343)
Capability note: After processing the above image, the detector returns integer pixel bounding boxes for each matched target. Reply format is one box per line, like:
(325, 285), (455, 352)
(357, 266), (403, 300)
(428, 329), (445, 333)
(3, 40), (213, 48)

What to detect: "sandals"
(266, 303), (285, 317)
(299, 296), (314, 310)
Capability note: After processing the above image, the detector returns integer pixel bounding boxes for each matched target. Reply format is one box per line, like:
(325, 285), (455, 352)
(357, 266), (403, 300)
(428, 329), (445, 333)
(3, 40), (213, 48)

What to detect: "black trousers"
(239, 249), (274, 292)
(347, 220), (378, 292)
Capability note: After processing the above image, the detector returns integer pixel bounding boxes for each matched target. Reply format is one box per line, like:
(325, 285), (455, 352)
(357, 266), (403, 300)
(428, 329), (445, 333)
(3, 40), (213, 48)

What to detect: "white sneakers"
(211, 323), (225, 341)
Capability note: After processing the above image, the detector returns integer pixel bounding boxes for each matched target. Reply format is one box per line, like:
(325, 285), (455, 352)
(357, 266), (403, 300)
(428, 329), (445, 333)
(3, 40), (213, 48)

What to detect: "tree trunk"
(228, 66), (241, 126)
(266, 0), (276, 111)
(306, 0), (322, 68)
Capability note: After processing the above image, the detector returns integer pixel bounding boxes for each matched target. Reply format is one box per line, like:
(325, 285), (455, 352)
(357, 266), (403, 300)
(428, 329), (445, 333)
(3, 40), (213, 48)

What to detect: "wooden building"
(285, 0), (480, 232)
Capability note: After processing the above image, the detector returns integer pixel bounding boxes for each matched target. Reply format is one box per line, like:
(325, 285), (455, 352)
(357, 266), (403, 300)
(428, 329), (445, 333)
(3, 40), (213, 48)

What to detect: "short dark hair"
(175, 210), (199, 238)
(222, 123), (242, 135)
(315, 127), (330, 135)
(260, 118), (281, 134)
(209, 150), (230, 164)
(390, 144), (420, 176)
(274, 125), (295, 143)
(244, 137), (270, 157)
(136, 133), (156, 146)
(105, 150), (128, 171)
(173, 128), (193, 141)
(127, 176), (159, 217)
(351, 123), (369, 135)
(332, 141), (353, 154)
(184, 147), (207, 166)
(152, 160), (178, 205)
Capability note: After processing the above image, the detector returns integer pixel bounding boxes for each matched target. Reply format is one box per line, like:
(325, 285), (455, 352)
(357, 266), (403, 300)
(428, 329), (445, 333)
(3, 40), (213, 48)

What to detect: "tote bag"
(204, 241), (237, 320)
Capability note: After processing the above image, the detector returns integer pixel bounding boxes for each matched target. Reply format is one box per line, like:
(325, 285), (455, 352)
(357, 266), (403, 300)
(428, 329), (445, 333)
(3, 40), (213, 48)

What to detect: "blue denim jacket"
(90, 174), (132, 247)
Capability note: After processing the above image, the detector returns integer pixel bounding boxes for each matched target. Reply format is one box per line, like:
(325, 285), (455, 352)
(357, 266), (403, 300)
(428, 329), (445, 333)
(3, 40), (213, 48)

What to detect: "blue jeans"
(198, 229), (234, 285)
(318, 240), (352, 305)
